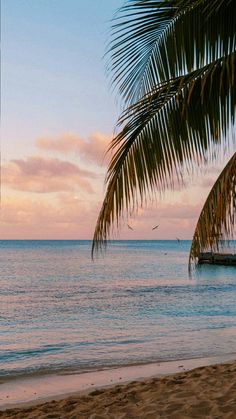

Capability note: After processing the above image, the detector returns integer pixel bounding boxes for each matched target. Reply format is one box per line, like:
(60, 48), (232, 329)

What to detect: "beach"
(1, 359), (236, 418)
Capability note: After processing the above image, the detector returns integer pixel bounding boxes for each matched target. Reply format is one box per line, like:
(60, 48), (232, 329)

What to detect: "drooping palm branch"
(108, 0), (236, 103)
(189, 152), (236, 267)
(92, 0), (236, 255)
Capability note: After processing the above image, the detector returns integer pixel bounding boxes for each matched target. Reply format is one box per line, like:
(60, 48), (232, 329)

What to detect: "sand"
(1, 360), (236, 418)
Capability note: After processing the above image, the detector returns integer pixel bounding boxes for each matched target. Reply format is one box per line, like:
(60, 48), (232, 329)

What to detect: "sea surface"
(1, 240), (236, 378)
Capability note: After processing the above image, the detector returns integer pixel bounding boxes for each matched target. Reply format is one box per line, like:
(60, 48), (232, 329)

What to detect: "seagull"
(127, 224), (134, 230)
(152, 225), (159, 230)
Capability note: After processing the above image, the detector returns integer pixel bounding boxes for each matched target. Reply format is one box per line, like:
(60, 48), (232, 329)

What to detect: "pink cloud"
(3, 156), (96, 194)
(1, 191), (203, 240)
(36, 131), (112, 165)
(121, 202), (201, 238)
(157, 203), (200, 219)
(2, 153), (218, 240)
(0, 196), (98, 239)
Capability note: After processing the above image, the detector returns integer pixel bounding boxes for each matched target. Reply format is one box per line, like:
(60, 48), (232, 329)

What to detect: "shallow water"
(0, 240), (236, 378)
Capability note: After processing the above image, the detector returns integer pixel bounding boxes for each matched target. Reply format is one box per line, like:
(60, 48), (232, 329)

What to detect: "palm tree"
(92, 0), (236, 266)
(189, 152), (236, 265)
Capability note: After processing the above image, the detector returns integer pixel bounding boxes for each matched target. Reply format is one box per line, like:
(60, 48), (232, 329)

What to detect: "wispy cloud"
(2, 131), (222, 239)
(0, 195), (98, 239)
(127, 202), (200, 230)
(1, 194), (199, 240)
(36, 131), (112, 165)
(3, 156), (96, 193)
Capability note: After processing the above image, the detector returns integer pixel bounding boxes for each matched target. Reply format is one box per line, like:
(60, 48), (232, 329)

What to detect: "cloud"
(0, 194), (199, 240)
(36, 131), (112, 165)
(3, 126), (234, 241)
(158, 203), (200, 219)
(3, 156), (96, 193)
(1, 187), (204, 240)
(0, 195), (98, 239)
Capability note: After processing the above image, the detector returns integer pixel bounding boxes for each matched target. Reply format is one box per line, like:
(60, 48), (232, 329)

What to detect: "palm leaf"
(92, 52), (236, 254)
(108, 0), (236, 104)
(189, 152), (236, 268)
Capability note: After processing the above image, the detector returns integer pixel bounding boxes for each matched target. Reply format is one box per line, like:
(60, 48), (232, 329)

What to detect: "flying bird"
(127, 224), (134, 230)
(152, 225), (159, 230)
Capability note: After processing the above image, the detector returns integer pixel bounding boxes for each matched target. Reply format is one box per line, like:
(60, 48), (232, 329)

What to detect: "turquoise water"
(0, 240), (236, 378)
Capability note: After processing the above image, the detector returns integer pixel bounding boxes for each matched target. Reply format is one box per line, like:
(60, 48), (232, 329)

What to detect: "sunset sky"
(1, 0), (233, 240)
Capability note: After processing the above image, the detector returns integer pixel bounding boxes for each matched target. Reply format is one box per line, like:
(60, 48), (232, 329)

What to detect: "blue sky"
(2, 0), (121, 159)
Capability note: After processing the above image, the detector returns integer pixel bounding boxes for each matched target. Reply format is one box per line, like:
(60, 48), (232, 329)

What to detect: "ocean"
(1, 240), (236, 379)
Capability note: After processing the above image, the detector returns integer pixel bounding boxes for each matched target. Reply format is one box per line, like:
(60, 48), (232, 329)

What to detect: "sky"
(1, 0), (233, 240)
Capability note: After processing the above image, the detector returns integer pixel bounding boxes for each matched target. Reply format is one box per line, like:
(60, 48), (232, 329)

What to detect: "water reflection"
(0, 240), (235, 378)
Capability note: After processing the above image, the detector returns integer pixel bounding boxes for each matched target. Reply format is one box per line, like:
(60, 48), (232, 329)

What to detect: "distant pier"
(198, 252), (236, 266)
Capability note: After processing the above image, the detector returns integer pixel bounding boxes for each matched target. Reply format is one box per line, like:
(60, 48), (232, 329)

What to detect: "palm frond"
(189, 152), (236, 268)
(108, 0), (236, 104)
(92, 52), (236, 254)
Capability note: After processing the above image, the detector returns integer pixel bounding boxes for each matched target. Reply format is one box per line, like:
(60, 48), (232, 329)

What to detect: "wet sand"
(1, 356), (236, 418)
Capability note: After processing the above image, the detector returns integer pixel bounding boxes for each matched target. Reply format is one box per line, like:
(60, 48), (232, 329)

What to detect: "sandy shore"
(1, 359), (236, 418)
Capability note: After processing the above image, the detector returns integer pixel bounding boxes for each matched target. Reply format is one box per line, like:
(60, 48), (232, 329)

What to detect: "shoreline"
(1, 353), (235, 411)
(2, 350), (236, 383)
